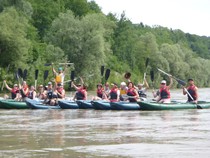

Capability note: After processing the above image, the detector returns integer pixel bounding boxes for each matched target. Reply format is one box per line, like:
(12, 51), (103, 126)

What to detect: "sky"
(90, 0), (210, 37)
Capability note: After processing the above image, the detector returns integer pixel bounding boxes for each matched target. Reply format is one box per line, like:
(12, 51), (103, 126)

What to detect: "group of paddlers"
(2, 65), (198, 105)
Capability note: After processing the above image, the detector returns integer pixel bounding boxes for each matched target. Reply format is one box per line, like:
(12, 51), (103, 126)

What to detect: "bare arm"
(71, 82), (80, 90)
(4, 80), (12, 91)
(144, 78), (149, 89)
(52, 64), (56, 75)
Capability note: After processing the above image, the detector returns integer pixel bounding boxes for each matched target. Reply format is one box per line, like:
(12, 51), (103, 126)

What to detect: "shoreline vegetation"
(0, 0), (210, 90)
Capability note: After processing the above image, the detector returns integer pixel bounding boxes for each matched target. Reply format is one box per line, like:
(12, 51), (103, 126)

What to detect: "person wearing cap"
(92, 83), (108, 100)
(108, 83), (120, 102)
(126, 82), (139, 102)
(137, 78), (149, 101)
(55, 83), (65, 99)
(28, 86), (37, 100)
(156, 76), (173, 103)
(3, 80), (20, 100)
(119, 82), (128, 101)
(183, 78), (198, 103)
(52, 63), (67, 85)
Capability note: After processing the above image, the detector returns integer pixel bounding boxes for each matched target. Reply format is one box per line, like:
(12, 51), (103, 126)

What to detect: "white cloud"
(91, 0), (210, 36)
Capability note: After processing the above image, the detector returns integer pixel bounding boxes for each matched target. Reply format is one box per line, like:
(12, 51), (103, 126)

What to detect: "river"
(0, 89), (210, 158)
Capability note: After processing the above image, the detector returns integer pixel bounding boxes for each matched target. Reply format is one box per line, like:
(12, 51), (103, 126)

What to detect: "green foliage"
(0, 0), (210, 91)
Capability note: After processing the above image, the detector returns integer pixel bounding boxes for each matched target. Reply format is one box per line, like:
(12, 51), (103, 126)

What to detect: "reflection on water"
(0, 89), (210, 158)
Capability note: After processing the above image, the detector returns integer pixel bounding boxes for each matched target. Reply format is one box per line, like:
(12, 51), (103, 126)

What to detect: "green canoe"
(0, 99), (28, 109)
(138, 101), (210, 111)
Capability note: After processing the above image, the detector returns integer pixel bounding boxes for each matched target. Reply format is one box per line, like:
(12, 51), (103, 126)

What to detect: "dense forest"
(0, 0), (210, 90)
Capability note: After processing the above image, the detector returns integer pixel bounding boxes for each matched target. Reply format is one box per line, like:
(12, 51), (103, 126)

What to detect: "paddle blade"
(101, 66), (105, 76)
(44, 63), (52, 66)
(18, 68), (23, 78)
(44, 70), (49, 81)
(176, 78), (186, 86)
(145, 58), (149, 68)
(23, 69), (27, 80)
(35, 69), (39, 80)
(71, 71), (75, 81)
(150, 70), (154, 82)
(105, 69), (111, 81)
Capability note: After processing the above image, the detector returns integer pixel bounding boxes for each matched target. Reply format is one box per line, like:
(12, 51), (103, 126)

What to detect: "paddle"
(35, 69), (39, 89)
(43, 70), (49, 85)
(44, 63), (52, 66)
(150, 70), (154, 88)
(157, 68), (202, 109)
(143, 58), (149, 84)
(18, 68), (23, 79)
(71, 71), (75, 81)
(101, 66), (105, 76)
(105, 69), (110, 83)
(23, 69), (28, 80)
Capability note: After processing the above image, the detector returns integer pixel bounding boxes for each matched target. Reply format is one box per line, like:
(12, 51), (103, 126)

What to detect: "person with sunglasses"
(156, 76), (173, 103)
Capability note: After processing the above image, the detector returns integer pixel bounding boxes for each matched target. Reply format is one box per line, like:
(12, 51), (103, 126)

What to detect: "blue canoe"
(110, 101), (140, 110)
(25, 98), (60, 109)
(58, 100), (79, 109)
(92, 100), (112, 110)
(76, 100), (93, 109)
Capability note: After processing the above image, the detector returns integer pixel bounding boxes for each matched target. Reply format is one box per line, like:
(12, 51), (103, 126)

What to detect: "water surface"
(0, 89), (210, 158)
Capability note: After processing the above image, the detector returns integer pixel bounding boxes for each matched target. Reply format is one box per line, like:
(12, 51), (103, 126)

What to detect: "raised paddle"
(43, 70), (49, 84)
(150, 70), (154, 88)
(157, 68), (202, 109)
(18, 68), (23, 79)
(143, 58), (149, 84)
(105, 69), (110, 81)
(23, 69), (28, 80)
(70, 71), (75, 81)
(35, 69), (39, 89)
(101, 66), (105, 76)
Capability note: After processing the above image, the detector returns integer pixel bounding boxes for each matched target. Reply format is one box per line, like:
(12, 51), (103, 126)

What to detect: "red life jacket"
(20, 86), (29, 98)
(159, 86), (170, 99)
(187, 85), (197, 102)
(97, 88), (103, 98)
(127, 88), (137, 102)
(110, 88), (118, 102)
(76, 88), (86, 100)
(57, 87), (64, 98)
(11, 88), (19, 99)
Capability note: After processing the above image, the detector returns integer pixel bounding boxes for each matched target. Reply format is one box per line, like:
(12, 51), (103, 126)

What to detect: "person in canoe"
(183, 78), (198, 103)
(43, 82), (58, 106)
(104, 82), (110, 98)
(55, 83), (65, 99)
(92, 83), (108, 100)
(156, 76), (173, 103)
(108, 83), (120, 102)
(119, 82), (128, 101)
(72, 78), (87, 100)
(28, 86), (37, 100)
(52, 64), (67, 85)
(19, 81), (29, 101)
(136, 78), (149, 101)
(126, 82), (139, 102)
(36, 85), (45, 100)
(3, 80), (19, 100)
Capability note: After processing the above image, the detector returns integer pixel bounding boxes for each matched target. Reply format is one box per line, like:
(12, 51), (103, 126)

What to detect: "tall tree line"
(0, 0), (210, 89)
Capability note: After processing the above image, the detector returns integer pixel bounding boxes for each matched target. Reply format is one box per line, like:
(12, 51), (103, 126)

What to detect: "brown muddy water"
(0, 89), (210, 158)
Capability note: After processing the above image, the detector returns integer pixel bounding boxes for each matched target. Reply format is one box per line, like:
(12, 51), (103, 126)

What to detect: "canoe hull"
(76, 100), (93, 109)
(26, 98), (60, 109)
(92, 101), (111, 110)
(58, 100), (79, 109)
(110, 102), (140, 110)
(0, 99), (28, 109)
(138, 101), (210, 111)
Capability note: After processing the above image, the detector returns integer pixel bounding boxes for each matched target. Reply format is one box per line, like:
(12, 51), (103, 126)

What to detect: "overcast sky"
(90, 0), (210, 36)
